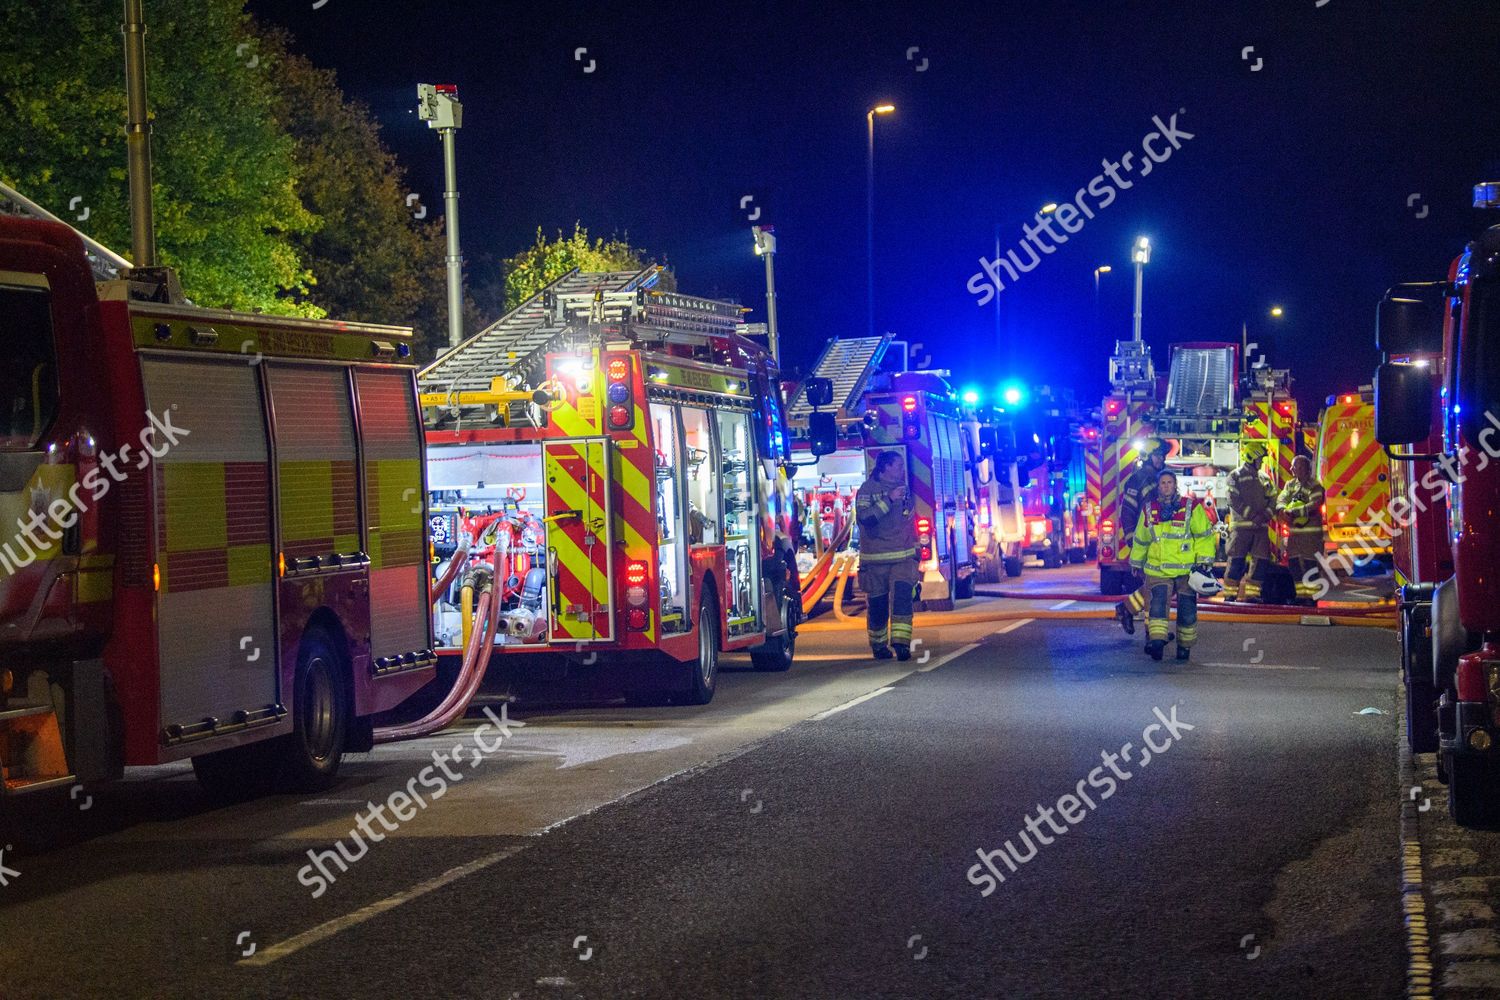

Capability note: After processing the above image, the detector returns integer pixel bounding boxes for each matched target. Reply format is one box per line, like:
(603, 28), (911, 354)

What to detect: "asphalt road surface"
(1, 566), (1407, 999)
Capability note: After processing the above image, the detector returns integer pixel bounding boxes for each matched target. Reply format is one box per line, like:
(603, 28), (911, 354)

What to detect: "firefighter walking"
(1128, 468), (1221, 661)
(1278, 455), (1327, 605)
(1225, 442), (1274, 601)
(856, 451), (919, 661)
(1111, 439), (1168, 634)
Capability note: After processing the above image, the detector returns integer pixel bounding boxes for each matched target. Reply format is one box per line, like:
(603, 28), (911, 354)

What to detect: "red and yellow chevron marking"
(544, 351), (604, 440)
(604, 353), (657, 643)
(544, 439), (613, 642)
(1318, 400), (1391, 552)
(1085, 447), (1102, 509)
(158, 460), (274, 593)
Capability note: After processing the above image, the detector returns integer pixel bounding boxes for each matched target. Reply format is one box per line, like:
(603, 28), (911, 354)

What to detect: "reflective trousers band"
(1125, 588), (1148, 613)
(862, 547), (916, 563)
(890, 621), (913, 643)
(1147, 618), (1170, 640)
(869, 626), (889, 645)
(1177, 625), (1197, 648)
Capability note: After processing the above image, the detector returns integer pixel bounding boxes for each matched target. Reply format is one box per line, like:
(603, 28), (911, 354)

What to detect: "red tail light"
(1457, 652), (1488, 703)
(915, 516), (931, 536)
(901, 395), (918, 413)
(625, 560), (648, 585)
(626, 608), (649, 631)
(1101, 519), (1114, 534)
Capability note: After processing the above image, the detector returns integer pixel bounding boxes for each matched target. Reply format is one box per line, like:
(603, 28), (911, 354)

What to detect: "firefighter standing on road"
(1111, 439), (1169, 634)
(1278, 455), (1327, 606)
(1224, 442), (1274, 601)
(856, 451), (919, 661)
(1129, 468), (1221, 661)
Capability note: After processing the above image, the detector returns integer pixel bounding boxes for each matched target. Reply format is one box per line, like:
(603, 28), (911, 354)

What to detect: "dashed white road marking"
(1199, 662), (1319, 671)
(238, 844), (529, 966)
(917, 641), (981, 673)
(1049, 600), (1076, 610)
(809, 687), (894, 720)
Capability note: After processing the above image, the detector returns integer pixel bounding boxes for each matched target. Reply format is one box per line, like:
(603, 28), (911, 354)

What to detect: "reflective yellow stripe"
(861, 547), (916, 562)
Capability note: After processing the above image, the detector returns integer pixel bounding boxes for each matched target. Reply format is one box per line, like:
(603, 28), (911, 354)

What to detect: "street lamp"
(1270, 305), (1284, 318)
(752, 225), (779, 364)
(1130, 236), (1150, 342)
(866, 103), (895, 340)
(1093, 264), (1112, 341)
(418, 82), (465, 350)
(1241, 306), (1284, 373)
(1040, 202), (1059, 215)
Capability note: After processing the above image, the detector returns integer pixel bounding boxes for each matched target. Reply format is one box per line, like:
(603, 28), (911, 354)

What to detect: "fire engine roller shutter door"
(141, 356), (277, 733)
(353, 368), (432, 660)
(264, 364), (360, 563)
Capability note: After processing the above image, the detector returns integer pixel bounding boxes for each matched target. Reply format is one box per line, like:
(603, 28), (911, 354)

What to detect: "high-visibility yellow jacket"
(1129, 495), (1218, 577)
(855, 478), (916, 563)
(1277, 476), (1326, 558)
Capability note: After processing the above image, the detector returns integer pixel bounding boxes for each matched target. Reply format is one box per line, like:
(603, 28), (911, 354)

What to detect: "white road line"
(238, 844), (529, 967)
(809, 687), (894, 720)
(1049, 600), (1076, 610)
(993, 618), (1033, 635)
(1199, 662), (1319, 671)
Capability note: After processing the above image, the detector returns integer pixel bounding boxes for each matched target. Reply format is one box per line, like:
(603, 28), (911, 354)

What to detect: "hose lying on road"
(799, 605), (1395, 633)
(832, 553), (862, 622)
(977, 589), (1394, 615)
(374, 548), (502, 744)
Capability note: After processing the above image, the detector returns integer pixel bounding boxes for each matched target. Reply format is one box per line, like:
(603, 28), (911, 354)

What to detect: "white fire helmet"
(1188, 567), (1222, 597)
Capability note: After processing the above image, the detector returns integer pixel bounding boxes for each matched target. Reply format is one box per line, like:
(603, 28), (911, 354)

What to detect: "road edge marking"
(1398, 687), (1436, 999)
(809, 687), (894, 720)
(238, 844), (529, 967)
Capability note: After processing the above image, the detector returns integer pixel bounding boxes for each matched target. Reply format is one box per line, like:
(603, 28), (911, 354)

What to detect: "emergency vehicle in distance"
(419, 272), (818, 705)
(1091, 337), (1300, 595)
(1375, 180), (1500, 828)
(1314, 387), (1392, 560)
(786, 336), (977, 610)
(0, 214), (436, 807)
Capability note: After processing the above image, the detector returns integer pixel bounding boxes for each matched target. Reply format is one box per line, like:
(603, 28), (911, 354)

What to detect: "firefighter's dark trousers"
(1288, 530), (1324, 601)
(861, 558), (917, 650)
(1226, 524), (1271, 599)
(1146, 574), (1198, 649)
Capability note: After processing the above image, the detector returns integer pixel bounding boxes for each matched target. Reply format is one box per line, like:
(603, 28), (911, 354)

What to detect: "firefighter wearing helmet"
(855, 450), (919, 660)
(1224, 441), (1275, 601)
(1128, 467), (1220, 661)
(1111, 438), (1170, 634)
(1277, 454), (1327, 606)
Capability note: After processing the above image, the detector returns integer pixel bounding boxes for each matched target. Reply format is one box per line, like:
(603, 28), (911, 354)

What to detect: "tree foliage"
(0, 0), (319, 314)
(501, 223), (669, 311)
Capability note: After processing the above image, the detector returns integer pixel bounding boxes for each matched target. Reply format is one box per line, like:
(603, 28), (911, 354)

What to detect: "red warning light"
(608, 358), (630, 381)
(625, 561), (648, 586)
(901, 395), (918, 413)
(915, 516), (932, 536)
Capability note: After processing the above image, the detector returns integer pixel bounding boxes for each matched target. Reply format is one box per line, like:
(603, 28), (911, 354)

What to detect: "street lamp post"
(752, 225), (780, 364)
(418, 83), (465, 351)
(1241, 305), (1284, 373)
(1130, 236), (1151, 342)
(866, 104), (894, 340)
(1093, 264), (1112, 342)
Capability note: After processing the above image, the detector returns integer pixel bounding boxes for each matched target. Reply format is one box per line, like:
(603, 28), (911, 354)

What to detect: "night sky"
(248, 0), (1500, 410)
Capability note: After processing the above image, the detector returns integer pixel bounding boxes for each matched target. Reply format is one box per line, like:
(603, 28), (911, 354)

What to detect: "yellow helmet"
(1241, 441), (1267, 462)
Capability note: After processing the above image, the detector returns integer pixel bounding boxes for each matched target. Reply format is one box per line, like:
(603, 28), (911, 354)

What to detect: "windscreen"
(0, 279), (59, 451)
(1460, 274), (1500, 446)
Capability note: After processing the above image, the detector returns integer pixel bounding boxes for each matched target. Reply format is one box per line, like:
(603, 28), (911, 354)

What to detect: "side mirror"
(804, 376), (835, 409)
(808, 412), (838, 456)
(1374, 361), (1435, 447)
(1377, 293), (1443, 356)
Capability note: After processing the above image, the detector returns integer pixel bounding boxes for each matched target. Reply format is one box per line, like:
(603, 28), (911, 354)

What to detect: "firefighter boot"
(1113, 602), (1136, 636)
(871, 644), (895, 661)
(894, 644), (911, 662)
(1176, 645), (1191, 661)
(1145, 639), (1166, 661)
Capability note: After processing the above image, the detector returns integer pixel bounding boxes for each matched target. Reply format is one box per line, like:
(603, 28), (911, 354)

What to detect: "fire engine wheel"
(1003, 557), (1023, 578)
(274, 630), (350, 793)
(751, 594), (798, 672)
(681, 592), (721, 705)
(1067, 547), (1086, 565)
(1448, 754), (1500, 830)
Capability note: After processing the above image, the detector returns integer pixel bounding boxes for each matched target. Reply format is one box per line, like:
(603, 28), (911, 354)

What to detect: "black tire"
(1086, 540), (1098, 561)
(272, 629), (350, 793)
(1067, 548), (1086, 564)
(1449, 754), (1500, 829)
(751, 594), (798, 672)
(956, 570), (976, 600)
(1003, 556), (1023, 578)
(681, 591), (720, 705)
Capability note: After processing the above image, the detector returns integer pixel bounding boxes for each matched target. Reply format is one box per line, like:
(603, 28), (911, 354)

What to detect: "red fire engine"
(0, 215), (441, 806)
(1376, 181), (1500, 827)
(420, 275), (811, 705)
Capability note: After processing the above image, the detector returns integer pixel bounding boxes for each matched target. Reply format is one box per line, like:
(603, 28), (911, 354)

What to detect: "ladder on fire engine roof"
(787, 334), (892, 423)
(419, 266), (746, 401)
(0, 181), (134, 283)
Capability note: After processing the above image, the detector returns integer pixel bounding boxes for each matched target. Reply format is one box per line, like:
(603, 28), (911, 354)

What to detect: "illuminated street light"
(866, 103), (896, 340)
(1040, 202), (1059, 214)
(1093, 264), (1112, 341)
(1270, 305), (1284, 317)
(1131, 236), (1150, 342)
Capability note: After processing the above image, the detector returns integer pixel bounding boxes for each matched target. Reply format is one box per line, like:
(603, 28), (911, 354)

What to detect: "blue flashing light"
(1002, 386), (1024, 407)
(961, 388), (981, 405)
(397, 343), (411, 359)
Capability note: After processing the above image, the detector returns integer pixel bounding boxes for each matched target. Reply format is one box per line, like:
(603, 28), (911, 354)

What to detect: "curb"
(1399, 692), (1437, 999)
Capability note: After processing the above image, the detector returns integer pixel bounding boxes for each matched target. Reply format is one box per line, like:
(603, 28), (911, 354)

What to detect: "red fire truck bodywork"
(0, 217), (434, 803)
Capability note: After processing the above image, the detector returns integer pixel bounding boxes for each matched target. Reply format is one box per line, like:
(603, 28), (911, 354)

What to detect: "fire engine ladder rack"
(0, 181), (134, 283)
(420, 269), (745, 426)
(787, 334), (892, 424)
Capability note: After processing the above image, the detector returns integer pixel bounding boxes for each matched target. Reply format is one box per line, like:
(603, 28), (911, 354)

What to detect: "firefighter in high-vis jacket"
(855, 451), (919, 661)
(1278, 455), (1327, 606)
(1111, 439), (1170, 634)
(1129, 468), (1221, 661)
(1224, 442), (1274, 601)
